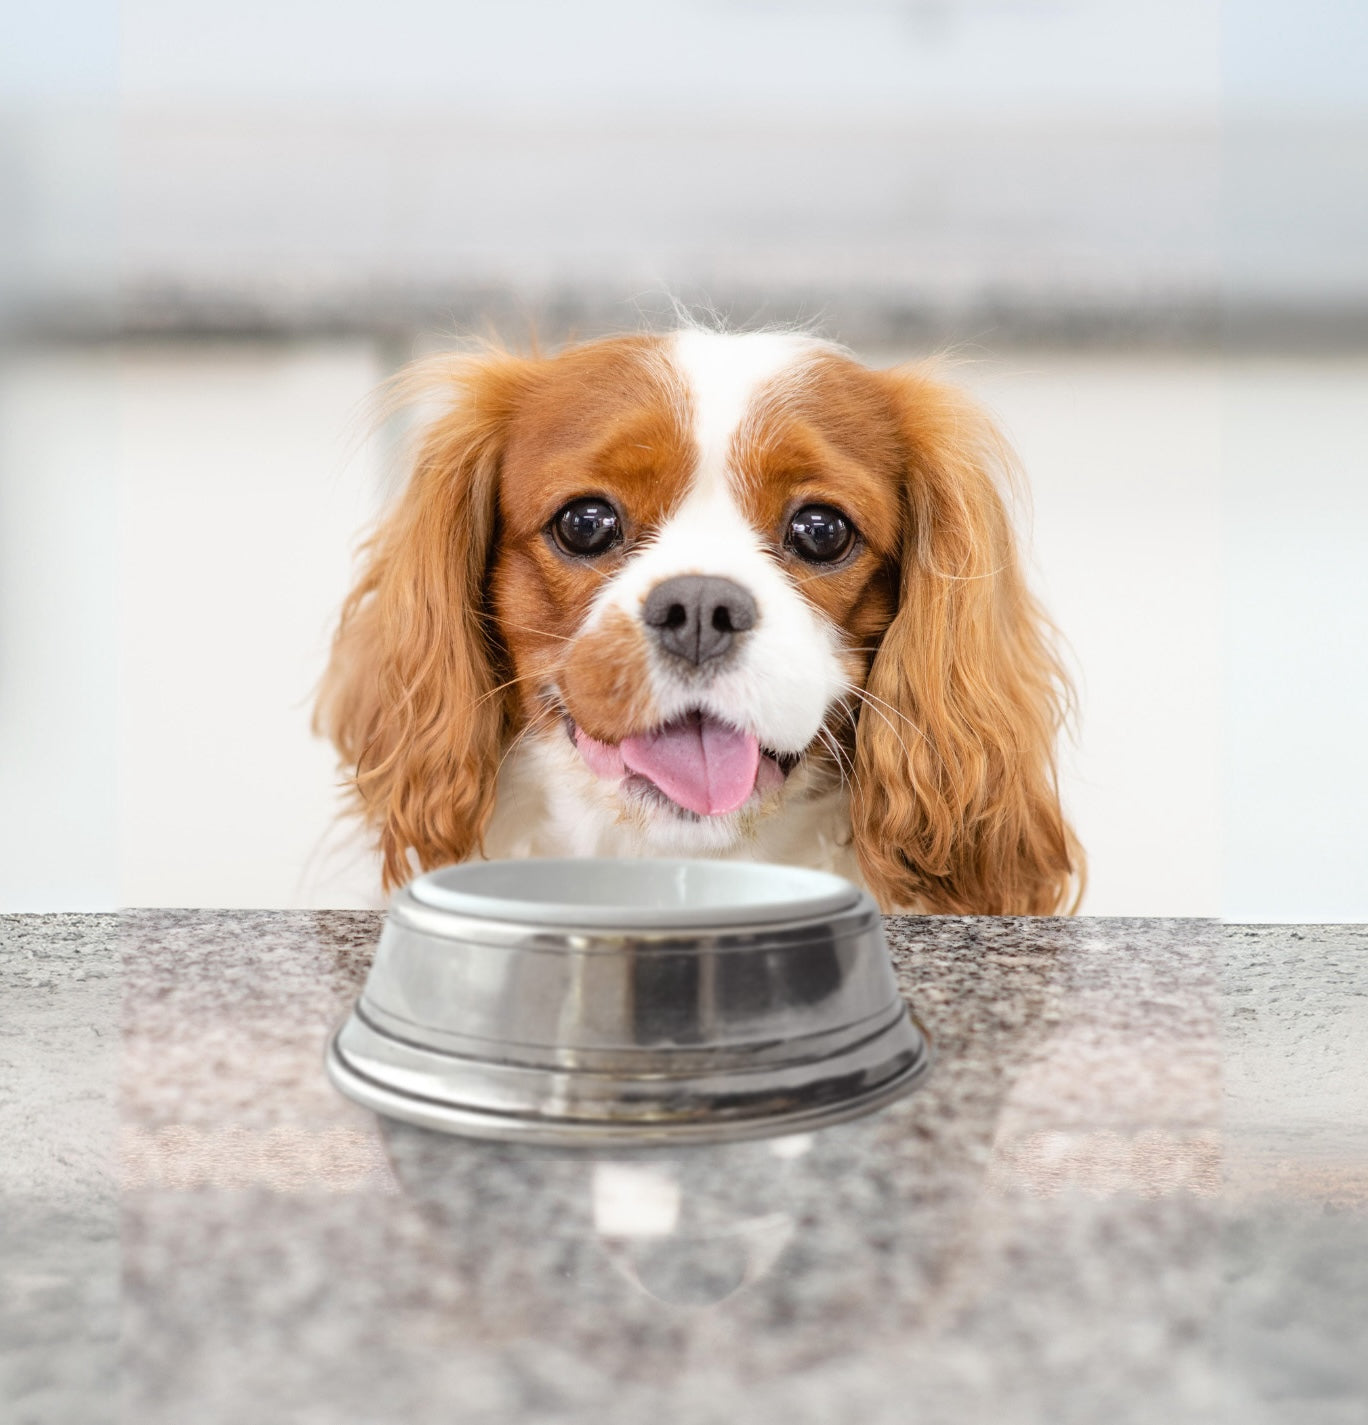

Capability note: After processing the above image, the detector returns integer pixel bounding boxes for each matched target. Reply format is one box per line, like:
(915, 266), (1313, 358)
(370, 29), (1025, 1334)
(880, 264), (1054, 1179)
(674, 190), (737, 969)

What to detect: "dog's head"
(318, 329), (1081, 912)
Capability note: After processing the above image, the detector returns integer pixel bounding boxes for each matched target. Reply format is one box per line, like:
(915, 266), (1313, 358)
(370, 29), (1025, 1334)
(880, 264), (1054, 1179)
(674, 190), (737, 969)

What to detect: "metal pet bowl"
(326, 858), (931, 1146)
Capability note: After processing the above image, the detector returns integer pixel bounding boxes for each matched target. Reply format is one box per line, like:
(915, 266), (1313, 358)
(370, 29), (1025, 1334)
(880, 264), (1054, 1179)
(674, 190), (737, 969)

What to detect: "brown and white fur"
(316, 327), (1082, 914)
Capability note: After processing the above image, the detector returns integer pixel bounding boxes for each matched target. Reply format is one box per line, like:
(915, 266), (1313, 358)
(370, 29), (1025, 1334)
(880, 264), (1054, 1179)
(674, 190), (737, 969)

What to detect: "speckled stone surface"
(3, 912), (1366, 1425)
(0, 916), (119, 1425)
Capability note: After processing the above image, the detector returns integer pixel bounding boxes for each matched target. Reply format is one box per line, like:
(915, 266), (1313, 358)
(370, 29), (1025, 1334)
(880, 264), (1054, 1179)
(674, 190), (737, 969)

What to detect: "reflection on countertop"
(2, 911), (1365, 1424)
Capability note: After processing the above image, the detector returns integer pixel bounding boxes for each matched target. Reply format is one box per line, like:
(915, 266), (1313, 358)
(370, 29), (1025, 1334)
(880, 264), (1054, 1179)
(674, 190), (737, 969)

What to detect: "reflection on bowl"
(327, 858), (930, 1145)
(590, 1159), (795, 1307)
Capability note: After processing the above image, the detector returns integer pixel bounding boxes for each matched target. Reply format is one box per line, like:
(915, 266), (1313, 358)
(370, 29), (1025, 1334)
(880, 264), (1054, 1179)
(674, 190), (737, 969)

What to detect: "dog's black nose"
(642, 575), (757, 666)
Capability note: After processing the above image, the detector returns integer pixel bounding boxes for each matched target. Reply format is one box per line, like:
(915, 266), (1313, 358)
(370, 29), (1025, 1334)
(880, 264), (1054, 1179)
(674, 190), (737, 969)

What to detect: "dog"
(316, 326), (1081, 913)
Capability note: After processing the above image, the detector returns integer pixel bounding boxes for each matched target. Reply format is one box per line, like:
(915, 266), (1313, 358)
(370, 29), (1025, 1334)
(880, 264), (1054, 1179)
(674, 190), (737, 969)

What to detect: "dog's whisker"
(470, 667), (553, 711)
(846, 684), (928, 742)
(491, 620), (577, 645)
(814, 725), (854, 796)
(839, 689), (907, 751)
(840, 686), (952, 781)
(924, 562), (1007, 583)
(491, 705), (560, 786)
(822, 715), (873, 818)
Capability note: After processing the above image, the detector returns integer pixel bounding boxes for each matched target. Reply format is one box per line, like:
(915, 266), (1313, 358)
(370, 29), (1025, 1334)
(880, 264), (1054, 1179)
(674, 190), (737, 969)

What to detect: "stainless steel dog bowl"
(326, 859), (930, 1145)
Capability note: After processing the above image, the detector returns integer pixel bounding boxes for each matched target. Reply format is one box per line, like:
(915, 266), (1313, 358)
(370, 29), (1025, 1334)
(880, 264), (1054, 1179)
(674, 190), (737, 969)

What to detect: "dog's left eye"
(786, 504), (855, 564)
(551, 498), (622, 557)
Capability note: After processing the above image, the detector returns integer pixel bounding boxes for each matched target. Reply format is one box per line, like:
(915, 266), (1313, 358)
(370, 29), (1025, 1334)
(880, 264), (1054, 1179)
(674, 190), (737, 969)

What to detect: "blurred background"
(1, 0), (1364, 917)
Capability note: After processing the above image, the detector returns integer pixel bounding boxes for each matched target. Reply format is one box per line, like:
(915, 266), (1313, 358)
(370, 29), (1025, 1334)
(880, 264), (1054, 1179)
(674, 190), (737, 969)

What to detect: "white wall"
(1221, 360), (1368, 922)
(0, 351), (118, 910)
(116, 342), (387, 908)
(0, 341), (387, 910)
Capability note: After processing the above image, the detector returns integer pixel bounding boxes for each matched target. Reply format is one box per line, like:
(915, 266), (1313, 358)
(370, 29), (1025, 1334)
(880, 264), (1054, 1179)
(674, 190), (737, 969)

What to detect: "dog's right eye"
(551, 498), (622, 557)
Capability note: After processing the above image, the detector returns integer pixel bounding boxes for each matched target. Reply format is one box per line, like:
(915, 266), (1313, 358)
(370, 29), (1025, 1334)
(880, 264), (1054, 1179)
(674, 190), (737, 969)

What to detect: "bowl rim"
(406, 857), (865, 930)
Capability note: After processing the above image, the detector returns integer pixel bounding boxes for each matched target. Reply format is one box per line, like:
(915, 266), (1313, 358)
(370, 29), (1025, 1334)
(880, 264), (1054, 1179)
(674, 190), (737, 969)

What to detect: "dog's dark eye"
(552, 498), (621, 557)
(786, 504), (855, 564)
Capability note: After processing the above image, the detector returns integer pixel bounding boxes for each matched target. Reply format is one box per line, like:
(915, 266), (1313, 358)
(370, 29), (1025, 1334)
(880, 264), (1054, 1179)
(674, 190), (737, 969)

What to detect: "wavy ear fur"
(314, 351), (536, 891)
(852, 364), (1083, 914)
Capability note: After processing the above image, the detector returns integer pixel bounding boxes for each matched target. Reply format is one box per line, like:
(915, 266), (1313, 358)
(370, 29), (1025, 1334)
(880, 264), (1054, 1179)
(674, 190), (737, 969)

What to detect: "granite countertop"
(2, 912), (1366, 1425)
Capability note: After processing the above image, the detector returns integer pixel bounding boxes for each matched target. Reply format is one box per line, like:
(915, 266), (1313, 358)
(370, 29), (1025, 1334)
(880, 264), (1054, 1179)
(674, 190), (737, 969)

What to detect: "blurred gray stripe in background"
(3, 110), (1366, 349)
(3, 0), (1365, 349)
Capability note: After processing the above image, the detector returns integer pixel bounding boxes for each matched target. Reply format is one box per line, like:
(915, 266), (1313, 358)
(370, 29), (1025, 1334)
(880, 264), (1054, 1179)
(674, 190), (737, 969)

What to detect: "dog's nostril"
(711, 606), (732, 632)
(665, 604), (688, 630)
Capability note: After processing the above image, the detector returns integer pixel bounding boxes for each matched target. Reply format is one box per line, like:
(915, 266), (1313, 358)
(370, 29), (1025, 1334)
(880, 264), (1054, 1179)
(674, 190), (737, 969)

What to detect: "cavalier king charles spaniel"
(317, 327), (1082, 913)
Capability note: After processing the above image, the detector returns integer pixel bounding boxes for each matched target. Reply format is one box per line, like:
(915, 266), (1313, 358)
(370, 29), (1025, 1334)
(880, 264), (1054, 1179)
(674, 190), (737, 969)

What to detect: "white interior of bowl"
(407, 858), (863, 929)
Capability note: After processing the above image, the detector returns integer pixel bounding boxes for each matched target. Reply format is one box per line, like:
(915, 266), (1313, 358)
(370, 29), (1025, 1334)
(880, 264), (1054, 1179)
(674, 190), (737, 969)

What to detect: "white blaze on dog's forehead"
(669, 328), (821, 495)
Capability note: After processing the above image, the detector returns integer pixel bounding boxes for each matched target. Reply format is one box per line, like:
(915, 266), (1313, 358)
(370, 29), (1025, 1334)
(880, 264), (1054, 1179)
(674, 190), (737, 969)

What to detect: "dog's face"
(319, 328), (1081, 913)
(489, 330), (904, 853)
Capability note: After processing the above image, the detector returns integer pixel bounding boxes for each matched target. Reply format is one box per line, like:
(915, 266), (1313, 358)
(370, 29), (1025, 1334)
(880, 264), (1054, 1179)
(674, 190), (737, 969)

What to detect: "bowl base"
(325, 1010), (931, 1147)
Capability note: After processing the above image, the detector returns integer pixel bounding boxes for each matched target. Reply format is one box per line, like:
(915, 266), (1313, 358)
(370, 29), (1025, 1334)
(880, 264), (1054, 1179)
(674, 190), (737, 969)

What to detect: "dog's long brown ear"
(852, 363), (1083, 914)
(315, 351), (537, 891)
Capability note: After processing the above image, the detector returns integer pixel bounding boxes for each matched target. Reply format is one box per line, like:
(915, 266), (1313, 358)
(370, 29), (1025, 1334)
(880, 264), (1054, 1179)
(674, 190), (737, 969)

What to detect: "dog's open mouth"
(569, 709), (798, 817)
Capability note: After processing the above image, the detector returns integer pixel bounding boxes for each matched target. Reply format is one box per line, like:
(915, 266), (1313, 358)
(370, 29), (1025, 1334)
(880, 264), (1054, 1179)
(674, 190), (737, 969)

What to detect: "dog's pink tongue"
(620, 714), (760, 816)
